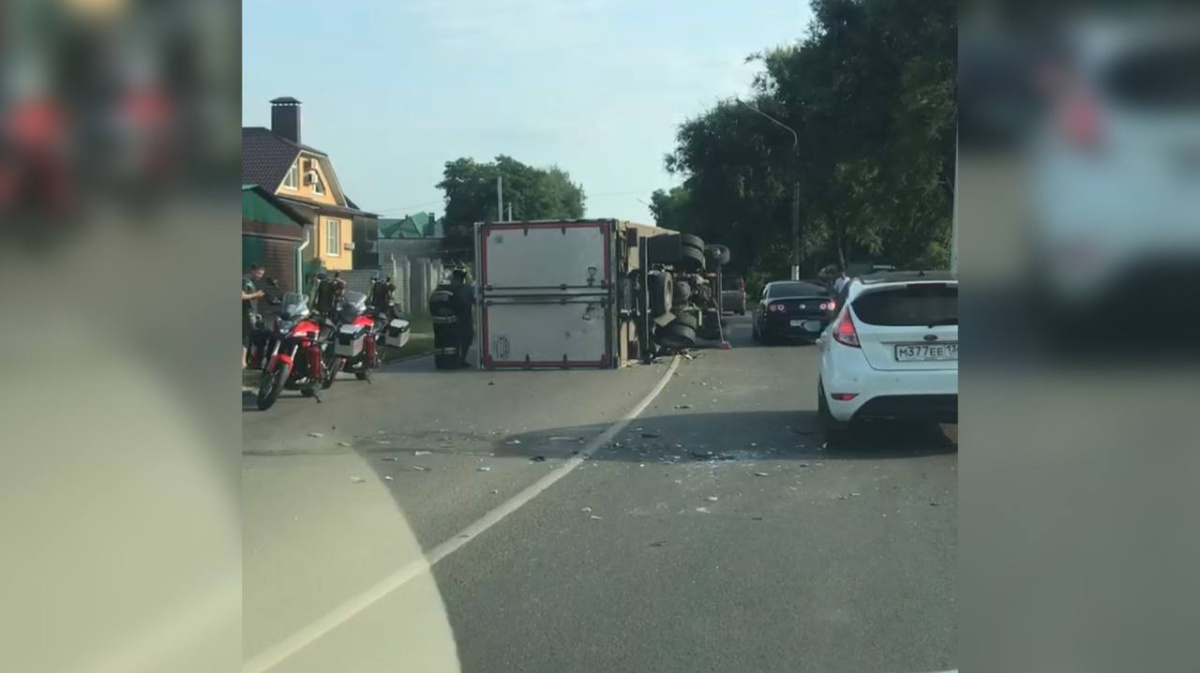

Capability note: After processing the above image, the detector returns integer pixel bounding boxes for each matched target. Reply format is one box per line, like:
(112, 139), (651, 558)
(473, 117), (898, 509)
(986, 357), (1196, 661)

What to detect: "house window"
(283, 164), (298, 190)
(312, 173), (325, 195)
(325, 219), (341, 256)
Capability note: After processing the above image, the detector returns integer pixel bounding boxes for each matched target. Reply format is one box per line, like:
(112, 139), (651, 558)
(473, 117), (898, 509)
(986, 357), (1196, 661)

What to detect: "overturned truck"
(474, 219), (731, 370)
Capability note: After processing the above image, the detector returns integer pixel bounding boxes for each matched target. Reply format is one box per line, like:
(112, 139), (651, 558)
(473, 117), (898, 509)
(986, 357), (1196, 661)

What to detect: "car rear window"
(768, 282), (827, 298)
(851, 284), (958, 326)
(1104, 42), (1200, 109)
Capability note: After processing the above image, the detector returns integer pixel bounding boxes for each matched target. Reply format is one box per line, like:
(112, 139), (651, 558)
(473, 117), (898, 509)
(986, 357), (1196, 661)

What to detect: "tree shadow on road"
(486, 410), (956, 464)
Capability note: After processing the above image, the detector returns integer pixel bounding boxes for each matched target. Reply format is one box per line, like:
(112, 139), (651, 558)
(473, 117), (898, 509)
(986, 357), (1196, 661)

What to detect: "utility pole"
(496, 175), (504, 222)
(737, 98), (801, 280)
(507, 202), (513, 222)
(951, 130), (959, 274)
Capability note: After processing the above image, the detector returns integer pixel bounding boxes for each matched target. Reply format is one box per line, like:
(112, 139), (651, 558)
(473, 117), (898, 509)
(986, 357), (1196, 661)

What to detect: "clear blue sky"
(243, 0), (811, 223)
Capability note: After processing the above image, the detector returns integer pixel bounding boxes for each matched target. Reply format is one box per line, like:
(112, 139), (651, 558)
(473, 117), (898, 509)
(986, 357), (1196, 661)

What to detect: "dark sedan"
(751, 280), (837, 345)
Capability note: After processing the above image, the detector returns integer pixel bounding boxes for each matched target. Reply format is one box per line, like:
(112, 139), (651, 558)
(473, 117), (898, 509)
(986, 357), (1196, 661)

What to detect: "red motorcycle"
(324, 290), (384, 384)
(253, 292), (336, 410)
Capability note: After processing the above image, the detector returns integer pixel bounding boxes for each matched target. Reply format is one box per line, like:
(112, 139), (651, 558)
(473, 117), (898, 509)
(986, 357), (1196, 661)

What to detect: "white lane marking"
(244, 356), (682, 673)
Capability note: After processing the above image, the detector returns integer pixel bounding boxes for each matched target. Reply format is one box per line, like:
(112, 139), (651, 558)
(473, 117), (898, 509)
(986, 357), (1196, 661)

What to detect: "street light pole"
(737, 98), (801, 281)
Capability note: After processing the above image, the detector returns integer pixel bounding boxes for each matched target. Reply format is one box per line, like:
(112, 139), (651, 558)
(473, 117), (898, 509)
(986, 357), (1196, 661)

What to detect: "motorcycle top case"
(335, 324), (367, 357)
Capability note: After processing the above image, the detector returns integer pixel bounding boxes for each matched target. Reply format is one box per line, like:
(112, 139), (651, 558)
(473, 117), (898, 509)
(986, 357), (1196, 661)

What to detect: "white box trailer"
(474, 219), (673, 369)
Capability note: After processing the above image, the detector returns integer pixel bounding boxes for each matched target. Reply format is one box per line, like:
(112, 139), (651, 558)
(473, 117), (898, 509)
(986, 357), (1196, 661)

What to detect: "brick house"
(242, 97), (378, 280)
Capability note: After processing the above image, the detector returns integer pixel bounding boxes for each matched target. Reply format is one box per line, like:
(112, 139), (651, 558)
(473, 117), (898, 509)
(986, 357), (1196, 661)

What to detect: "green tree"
(659, 0), (955, 276)
(438, 155), (586, 260)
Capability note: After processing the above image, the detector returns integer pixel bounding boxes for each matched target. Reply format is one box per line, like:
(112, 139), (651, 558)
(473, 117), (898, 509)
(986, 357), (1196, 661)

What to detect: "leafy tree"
(657, 0), (955, 277)
(438, 155), (586, 260)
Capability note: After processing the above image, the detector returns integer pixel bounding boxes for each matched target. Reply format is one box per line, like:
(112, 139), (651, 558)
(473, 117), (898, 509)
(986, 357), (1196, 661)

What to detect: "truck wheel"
(655, 322), (696, 350)
(672, 280), (692, 303)
(671, 310), (699, 330)
(680, 234), (705, 252)
(647, 271), (673, 318)
(679, 245), (706, 272)
(705, 244), (731, 267)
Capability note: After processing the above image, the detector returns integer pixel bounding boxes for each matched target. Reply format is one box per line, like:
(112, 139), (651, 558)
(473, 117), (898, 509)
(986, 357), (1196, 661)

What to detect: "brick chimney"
(270, 96), (301, 143)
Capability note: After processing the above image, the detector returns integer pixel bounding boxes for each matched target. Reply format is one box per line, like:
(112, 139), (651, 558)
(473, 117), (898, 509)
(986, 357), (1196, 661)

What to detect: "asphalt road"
(243, 316), (957, 673)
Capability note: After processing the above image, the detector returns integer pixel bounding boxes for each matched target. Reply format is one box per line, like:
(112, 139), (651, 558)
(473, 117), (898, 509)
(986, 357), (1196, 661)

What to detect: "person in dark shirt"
(242, 265), (266, 369)
(314, 272), (335, 317)
(449, 268), (475, 367)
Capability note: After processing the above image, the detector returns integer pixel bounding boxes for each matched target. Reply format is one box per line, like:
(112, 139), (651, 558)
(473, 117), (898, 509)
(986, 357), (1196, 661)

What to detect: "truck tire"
(671, 310), (699, 330)
(672, 280), (692, 304)
(655, 322), (697, 350)
(647, 270), (673, 318)
(679, 245), (706, 272)
(680, 234), (705, 252)
(705, 244), (731, 267)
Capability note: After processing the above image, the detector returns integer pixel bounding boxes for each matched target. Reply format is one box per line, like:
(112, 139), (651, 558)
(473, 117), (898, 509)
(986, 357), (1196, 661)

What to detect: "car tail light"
(821, 300), (837, 312)
(832, 393), (859, 401)
(768, 303), (786, 313)
(1061, 90), (1103, 153)
(832, 311), (860, 347)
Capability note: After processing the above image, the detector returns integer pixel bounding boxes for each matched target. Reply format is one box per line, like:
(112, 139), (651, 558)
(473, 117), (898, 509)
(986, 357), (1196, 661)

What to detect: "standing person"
(314, 272), (335, 317)
(833, 268), (851, 294)
(331, 271), (347, 304)
(370, 275), (396, 319)
(242, 265), (266, 370)
(449, 268), (475, 367)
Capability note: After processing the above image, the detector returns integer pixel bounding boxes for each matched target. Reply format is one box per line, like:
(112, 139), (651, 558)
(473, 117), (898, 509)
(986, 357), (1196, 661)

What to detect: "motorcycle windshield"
(280, 293), (310, 320)
(339, 291), (368, 321)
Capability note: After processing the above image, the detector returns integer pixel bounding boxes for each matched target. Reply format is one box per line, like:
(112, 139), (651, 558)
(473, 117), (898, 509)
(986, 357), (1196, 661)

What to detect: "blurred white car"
(816, 272), (958, 445)
(1029, 21), (1200, 317)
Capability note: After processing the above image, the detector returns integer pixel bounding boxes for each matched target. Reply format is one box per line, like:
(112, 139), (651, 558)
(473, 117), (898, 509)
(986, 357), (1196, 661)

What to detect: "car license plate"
(790, 319), (822, 332)
(895, 343), (958, 362)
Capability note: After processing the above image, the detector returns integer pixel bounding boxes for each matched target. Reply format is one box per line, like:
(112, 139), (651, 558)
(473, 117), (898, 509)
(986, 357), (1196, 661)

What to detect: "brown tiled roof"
(241, 127), (328, 192)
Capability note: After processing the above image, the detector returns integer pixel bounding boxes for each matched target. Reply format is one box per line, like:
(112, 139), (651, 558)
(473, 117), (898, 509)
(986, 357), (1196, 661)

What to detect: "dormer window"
(282, 164), (298, 190)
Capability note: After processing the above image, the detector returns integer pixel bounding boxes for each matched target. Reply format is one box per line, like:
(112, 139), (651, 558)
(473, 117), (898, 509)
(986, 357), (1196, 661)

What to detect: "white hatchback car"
(816, 272), (958, 443)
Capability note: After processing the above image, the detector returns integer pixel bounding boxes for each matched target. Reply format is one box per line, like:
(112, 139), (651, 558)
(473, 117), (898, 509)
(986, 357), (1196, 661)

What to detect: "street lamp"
(736, 98), (802, 281)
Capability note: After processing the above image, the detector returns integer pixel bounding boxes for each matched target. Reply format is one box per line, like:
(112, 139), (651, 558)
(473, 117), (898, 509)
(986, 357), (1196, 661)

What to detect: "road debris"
(695, 507), (711, 514)
(308, 432), (324, 438)
(349, 476), (365, 483)
(851, 492), (861, 497)
(381, 456), (399, 462)
(531, 456), (547, 463)
(337, 442), (351, 448)
(411, 465), (429, 472)
(706, 496), (720, 502)
(582, 507), (593, 513)
(754, 472), (771, 477)
(674, 404), (692, 410)
(639, 463), (646, 468)
(477, 466), (492, 472)
(487, 381), (495, 386)
(492, 490), (500, 494)
(550, 436), (582, 442)
(414, 450), (431, 456)
(590, 515), (603, 520)
(384, 475), (393, 481)
(506, 439), (522, 445)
